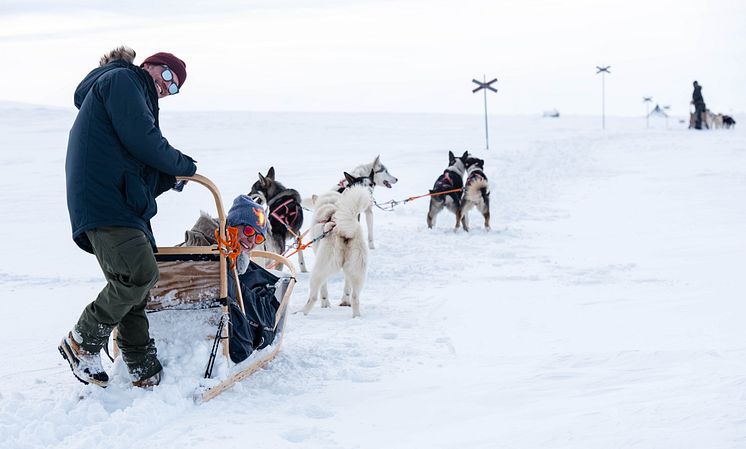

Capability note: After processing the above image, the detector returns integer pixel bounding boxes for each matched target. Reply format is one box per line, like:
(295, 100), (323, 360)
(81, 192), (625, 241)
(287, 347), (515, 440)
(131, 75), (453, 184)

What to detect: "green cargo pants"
(74, 226), (162, 380)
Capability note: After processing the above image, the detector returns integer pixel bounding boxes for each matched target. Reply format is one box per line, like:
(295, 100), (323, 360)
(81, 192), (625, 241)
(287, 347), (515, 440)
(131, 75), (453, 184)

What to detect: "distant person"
(691, 81), (707, 130)
(58, 46), (197, 388)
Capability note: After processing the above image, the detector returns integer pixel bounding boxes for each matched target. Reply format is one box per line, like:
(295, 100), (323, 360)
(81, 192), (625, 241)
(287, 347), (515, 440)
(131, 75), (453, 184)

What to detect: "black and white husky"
(337, 170), (376, 193)
(458, 156), (490, 231)
(302, 185), (372, 318)
(249, 167), (306, 272)
(427, 151), (469, 230)
(337, 156), (398, 249)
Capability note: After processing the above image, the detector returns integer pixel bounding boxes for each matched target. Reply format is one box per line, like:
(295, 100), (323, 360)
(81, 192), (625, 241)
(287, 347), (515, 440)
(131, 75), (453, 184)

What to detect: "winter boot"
(58, 331), (109, 387)
(122, 338), (162, 389)
(132, 369), (162, 389)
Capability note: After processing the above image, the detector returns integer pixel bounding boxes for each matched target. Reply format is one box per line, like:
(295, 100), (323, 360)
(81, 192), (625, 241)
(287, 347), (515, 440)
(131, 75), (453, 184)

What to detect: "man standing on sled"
(59, 46), (197, 388)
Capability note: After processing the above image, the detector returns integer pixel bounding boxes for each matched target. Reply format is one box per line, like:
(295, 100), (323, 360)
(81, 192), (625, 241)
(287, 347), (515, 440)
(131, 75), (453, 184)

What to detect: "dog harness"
(269, 196), (303, 231)
(431, 170), (464, 203)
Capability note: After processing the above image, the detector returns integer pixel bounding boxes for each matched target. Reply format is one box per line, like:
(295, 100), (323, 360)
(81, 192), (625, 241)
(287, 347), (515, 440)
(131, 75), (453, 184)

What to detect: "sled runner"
(111, 174), (296, 403)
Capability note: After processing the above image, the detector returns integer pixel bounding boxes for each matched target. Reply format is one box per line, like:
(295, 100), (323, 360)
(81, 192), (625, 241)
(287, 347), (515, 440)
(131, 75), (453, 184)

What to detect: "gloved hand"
(172, 180), (188, 192)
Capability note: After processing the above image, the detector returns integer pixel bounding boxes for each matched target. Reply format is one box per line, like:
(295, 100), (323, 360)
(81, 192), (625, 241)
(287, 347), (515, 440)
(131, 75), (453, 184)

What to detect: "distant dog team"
(427, 151), (490, 232)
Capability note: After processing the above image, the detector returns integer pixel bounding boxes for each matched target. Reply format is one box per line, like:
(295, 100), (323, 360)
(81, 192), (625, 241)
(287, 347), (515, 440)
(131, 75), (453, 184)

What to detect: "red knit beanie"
(141, 52), (187, 87)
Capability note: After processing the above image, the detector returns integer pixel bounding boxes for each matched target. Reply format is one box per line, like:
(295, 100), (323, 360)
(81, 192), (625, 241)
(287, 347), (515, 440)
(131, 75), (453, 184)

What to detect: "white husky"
(343, 156), (398, 249)
(302, 186), (372, 318)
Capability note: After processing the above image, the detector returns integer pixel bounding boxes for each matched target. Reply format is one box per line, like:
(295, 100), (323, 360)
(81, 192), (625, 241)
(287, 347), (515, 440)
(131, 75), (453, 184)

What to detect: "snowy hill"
(0, 105), (744, 449)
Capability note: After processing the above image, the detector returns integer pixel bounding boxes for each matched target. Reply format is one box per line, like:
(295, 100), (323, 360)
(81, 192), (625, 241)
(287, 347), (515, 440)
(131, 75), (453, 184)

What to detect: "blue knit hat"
(227, 195), (268, 236)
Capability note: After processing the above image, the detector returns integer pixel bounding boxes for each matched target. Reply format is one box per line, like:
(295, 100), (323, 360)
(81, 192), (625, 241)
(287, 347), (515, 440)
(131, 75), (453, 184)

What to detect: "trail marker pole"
(472, 75), (497, 150)
(663, 105), (671, 129)
(596, 66), (611, 129)
(643, 96), (653, 128)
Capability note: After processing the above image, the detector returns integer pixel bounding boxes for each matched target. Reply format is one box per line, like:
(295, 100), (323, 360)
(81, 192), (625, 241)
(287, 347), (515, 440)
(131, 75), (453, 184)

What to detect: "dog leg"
(365, 206), (375, 249)
(341, 263), (366, 318)
(303, 273), (325, 315)
(461, 200), (474, 232)
(427, 200), (443, 229)
(461, 203), (471, 232)
(483, 198), (491, 231)
(339, 277), (351, 307)
(320, 281), (331, 308)
(454, 210), (461, 230)
(349, 276), (363, 318)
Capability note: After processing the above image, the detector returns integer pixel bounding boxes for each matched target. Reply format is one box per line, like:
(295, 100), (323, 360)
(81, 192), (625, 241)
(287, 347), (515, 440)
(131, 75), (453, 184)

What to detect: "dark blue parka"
(66, 57), (197, 253)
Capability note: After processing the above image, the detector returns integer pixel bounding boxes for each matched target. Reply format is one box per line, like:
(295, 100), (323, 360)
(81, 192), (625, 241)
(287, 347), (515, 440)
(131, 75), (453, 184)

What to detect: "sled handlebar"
(176, 174), (227, 238)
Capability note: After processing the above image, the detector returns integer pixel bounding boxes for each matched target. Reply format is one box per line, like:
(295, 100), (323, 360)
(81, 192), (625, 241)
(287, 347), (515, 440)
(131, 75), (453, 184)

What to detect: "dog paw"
(321, 299), (331, 308)
(368, 241), (375, 250)
(339, 300), (351, 307)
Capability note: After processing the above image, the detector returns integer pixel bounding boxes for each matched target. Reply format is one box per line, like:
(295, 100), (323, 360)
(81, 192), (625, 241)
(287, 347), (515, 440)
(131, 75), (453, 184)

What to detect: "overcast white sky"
(1, 0), (744, 115)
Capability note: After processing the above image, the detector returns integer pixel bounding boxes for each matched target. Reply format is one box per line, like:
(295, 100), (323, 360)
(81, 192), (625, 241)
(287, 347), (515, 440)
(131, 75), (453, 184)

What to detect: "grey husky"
(336, 155), (398, 249)
(249, 167), (306, 272)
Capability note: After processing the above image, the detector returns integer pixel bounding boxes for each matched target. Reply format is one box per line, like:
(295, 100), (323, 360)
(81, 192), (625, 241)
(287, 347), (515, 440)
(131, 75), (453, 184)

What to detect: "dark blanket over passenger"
(227, 261), (281, 363)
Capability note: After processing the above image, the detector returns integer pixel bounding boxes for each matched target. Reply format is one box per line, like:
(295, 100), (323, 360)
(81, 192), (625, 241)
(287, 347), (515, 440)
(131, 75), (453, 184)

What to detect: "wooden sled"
(112, 174), (296, 403)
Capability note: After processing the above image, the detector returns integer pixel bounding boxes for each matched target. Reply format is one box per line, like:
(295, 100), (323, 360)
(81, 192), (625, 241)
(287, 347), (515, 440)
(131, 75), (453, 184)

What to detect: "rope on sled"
(373, 187), (464, 211)
(215, 226), (241, 268)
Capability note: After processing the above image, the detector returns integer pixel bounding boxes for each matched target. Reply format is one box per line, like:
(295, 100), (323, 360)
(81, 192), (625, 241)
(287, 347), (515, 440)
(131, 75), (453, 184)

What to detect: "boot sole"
(58, 338), (109, 388)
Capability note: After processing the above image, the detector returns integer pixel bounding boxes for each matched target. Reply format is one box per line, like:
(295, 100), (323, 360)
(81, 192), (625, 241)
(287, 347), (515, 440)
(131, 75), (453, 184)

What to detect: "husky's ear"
(368, 168), (375, 179)
(257, 172), (268, 186)
(344, 172), (356, 184)
(266, 166), (275, 180)
(373, 155), (381, 168)
(461, 151), (470, 160)
(448, 151), (455, 165)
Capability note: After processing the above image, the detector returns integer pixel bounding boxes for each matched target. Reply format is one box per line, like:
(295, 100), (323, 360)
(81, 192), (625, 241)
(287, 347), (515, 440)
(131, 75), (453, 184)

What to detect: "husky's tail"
(466, 179), (490, 206)
(334, 185), (371, 239)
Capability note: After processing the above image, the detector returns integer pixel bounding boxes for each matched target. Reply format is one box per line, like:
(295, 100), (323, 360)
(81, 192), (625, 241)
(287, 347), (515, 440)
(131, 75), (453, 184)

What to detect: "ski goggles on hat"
(161, 66), (179, 95)
(242, 225), (266, 245)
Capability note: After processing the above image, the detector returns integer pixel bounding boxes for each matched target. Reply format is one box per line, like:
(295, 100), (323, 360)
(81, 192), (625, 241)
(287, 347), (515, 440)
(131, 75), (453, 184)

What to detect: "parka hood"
(73, 46), (143, 109)
(99, 46), (136, 67)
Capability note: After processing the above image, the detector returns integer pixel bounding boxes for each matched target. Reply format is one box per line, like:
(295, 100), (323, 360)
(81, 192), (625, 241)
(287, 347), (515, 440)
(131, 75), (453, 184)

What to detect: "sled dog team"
(249, 152), (490, 318)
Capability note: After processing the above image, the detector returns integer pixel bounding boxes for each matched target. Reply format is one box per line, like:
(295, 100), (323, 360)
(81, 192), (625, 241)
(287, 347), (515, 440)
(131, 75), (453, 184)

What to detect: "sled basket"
(112, 174), (296, 403)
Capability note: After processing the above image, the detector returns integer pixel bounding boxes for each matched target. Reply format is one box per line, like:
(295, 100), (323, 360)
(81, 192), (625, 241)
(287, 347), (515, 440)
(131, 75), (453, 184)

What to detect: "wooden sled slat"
(149, 260), (221, 311)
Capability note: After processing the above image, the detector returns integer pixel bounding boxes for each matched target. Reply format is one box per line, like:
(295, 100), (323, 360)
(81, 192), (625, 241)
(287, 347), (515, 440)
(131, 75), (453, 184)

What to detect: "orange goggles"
(242, 225), (266, 244)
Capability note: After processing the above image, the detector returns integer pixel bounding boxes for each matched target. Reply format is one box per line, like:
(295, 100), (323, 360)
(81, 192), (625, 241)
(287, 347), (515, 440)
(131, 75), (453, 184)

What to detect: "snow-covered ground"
(0, 103), (744, 448)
